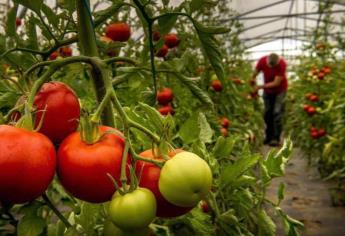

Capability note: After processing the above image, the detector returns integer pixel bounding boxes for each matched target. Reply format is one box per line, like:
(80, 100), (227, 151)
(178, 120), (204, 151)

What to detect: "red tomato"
(57, 126), (130, 203)
(105, 23), (131, 42)
(220, 128), (228, 137)
(34, 82), (80, 144)
(0, 125), (56, 204)
(164, 34), (179, 48)
(220, 117), (230, 129)
(310, 131), (319, 139)
(303, 104), (310, 112)
(318, 72), (325, 80)
(155, 45), (169, 58)
(211, 80), (222, 92)
(158, 104), (175, 116)
(153, 31), (161, 41)
(318, 128), (326, 137)
(200, 200), (210, 213)
(322, 66), (331, 74)
(135, 149), (193, 217)
(310, 127), (318, 133)
(15, 18), (22, 26)
(157, 88), (173, 105)
(59, 47), (72, 57)
(49, 51), (59, 60)
(307, 106), (316, 115)
(309, 95), (319, 102)
(233, 78), (243, 85)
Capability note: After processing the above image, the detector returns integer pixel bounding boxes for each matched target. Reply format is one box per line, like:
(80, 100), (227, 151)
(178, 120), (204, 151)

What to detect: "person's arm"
(256, 75), (283, 90)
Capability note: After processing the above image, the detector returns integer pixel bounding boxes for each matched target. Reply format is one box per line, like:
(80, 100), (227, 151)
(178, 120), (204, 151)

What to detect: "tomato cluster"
(156, 88), (175, 116)
(154, 32), (180, 58)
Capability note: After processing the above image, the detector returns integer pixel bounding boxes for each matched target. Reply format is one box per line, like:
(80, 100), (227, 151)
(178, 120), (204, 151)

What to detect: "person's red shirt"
(255, 55), (288, 94)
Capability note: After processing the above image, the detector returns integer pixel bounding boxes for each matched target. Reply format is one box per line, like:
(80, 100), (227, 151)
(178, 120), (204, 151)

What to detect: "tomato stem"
(132, 0), (157, 96)
(120, 138), (130, 193)
(42, 193), (72, 228)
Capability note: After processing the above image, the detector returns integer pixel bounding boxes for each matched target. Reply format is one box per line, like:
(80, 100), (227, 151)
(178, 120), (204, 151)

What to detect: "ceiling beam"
(237, 9), (345, 20)
(234, 0), (291, 19)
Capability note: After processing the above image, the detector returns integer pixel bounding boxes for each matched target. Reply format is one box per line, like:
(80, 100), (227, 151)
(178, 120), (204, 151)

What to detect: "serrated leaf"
(278, 182), (285, 203)
(198, 112), (213, 143)
(41, 4), (59, 29)
(178, 112), (200, 144)
(138, 102), (164, 133)
(257, 209), (276, 236)
(13, 0), (43, 15)
(173, 73), (214, 109)
(264, 139), (293, 178)
(17, 216), (46, 236)
(220, 154), (260, 188)
(212, 136), (236, 158)
(75, 202), (102, 234)
(6, 6), (17, 38)
(194, 20), (230, 34)
(26, 16), (38, 50)
(158, 14), (177, 36)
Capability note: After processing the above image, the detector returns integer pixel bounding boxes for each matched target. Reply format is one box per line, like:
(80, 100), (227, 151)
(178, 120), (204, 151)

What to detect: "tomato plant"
(0, 0), (302, 235)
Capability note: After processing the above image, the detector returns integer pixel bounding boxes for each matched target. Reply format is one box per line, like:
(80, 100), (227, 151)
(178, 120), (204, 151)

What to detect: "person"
(252, 53), (288, 146)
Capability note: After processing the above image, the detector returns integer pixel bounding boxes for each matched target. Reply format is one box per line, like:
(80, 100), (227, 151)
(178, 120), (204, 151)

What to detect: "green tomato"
(103, 220), (151, 236)
(108, 188), (156, 230)
(211, 74), (218, 81)
(158, 151), (213, 207)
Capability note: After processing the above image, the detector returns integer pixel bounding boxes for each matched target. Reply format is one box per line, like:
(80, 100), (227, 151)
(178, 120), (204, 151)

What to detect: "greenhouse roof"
(227, 0), (345, 61)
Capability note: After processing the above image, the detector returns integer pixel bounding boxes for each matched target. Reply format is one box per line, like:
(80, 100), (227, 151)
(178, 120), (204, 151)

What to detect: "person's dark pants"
(263, 91), (286, 143)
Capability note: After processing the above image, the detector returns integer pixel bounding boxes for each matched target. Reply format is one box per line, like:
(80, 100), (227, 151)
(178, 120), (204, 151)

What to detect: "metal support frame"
(236, 10), (345, 20)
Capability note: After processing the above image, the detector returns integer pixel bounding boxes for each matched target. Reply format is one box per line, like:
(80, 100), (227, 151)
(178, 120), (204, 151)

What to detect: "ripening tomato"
(220, 127), (228, 137)
(57, 126), (130, 203)
(303, 105), (309, 112)
(15, 18), (21, 26)
(318, 72), (325, 80)
(159, 151), (213, 207)
(34, 82), (80, 144)
(233, 78), (243, 85)
(105, 23), (131, 42)
(322, 66), (331, 74)
(59, 47), (72, 57)
(200, 200), (210, 213)
(164, 34), (179, 48)
(211, 80), (222, 92)
(220, 117), (230, 128)
(157, 88), (173, 105)
(158, 104), (175, 116)
(0, 125), (56, 204)
(318, 128), (326, 137)
(310, 127), (318, 133)
(49, 51), (59, 60)
(155, 44), (169, 58)
(153, 31), (161, 41)
(109, 188), (156, 229)
(136, 149), (193, 217)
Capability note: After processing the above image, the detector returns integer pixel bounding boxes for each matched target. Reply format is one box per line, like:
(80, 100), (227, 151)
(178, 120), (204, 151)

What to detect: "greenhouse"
(0, 0), (344, 235)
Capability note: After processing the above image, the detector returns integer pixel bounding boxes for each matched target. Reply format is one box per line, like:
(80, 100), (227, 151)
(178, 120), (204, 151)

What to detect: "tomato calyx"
(79, 116), (101, 145)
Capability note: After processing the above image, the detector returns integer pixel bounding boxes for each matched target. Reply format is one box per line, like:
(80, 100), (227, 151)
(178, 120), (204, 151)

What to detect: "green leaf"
(212, 136), (237, 158)
(193, 21), (230, 34)
(174, 73), (214, 109)
(193, 21), (228, 84)
(6, 6), (17, 38)
(257, 209), (276, 236)
(94, 1), (125, 26)
(198, 112), (213, 143)
(264, 138), (293, 178)
(278, 182), (285, 203)
(220, 154), (260, 188)
(139, 102), (164, 133)
(17, 216), (46, 236)
(178, 112), (200, 144)
(75, 202), (102, 234)
(158, 14), (178, 36)
(13, 0), (43, 15)
(41, 4), (59, 29)
(26, 16), (39, 50)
